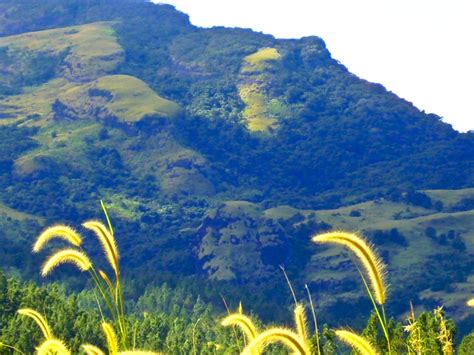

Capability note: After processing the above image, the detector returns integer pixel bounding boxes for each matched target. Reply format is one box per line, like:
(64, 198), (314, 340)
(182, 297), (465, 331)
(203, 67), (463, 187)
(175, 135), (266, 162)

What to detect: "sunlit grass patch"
(0, 22), (123, 81)
(60, 75), (181, 122)
(243, 47), (281, 72)
(238, 84), (278, 132)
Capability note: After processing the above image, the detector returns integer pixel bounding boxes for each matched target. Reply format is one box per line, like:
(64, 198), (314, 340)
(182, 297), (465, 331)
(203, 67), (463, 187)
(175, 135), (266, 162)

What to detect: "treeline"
(0, 271), (238, 354)
(2, 271), (474, 353)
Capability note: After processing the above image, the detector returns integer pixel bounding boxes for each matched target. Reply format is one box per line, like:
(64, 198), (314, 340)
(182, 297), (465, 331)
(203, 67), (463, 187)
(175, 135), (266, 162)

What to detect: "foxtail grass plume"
(312, 231), (387, 305)
(83, 343), (161, 355)
(221, 313), (259, 342)
(17, 308), (53, 340)
(41, 248), (92, 276)
(102, 322), (119, 355)
(118, 352), (161, 354)
(294, 304), (309, 346)
(97, 323), (162, 355)
(83, 344), (106, 355)
(33, 225), (82, 253)
(36, 339), (71, 355)
(242, 327), (309, 355)
(83, 221), (119, 275)
(99, 269), (115, 294)
(335, 330), (378, 355)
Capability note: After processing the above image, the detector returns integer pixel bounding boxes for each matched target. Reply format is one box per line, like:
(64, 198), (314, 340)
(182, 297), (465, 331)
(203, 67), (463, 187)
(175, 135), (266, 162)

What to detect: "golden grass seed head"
(17, 308), (53, 340)
(99, 269), (115, 293)
(33, 225), (82, 253)
(83, 220), (120, 275)
(221, 313), (259, 342)
(102, 322), (119, 355)
(312, 231), (387, 305)
(82, 344), (106, 355)
(335, 329), (379, 355)
(294, 304), (309, 343)
(118, 352), (162, 354)
(36, 339), (71, 355)
(242, 327), (310, 355)
(41, 248), (92, 277)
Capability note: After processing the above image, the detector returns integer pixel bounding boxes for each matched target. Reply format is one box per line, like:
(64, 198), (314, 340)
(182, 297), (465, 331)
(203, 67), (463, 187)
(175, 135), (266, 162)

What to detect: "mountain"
(0, 0), (473, 328)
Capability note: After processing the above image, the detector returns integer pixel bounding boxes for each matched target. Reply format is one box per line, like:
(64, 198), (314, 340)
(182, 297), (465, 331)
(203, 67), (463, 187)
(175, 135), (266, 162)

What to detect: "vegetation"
(2, 214), (474, 353)
(0, 0), (473, 348)
(59, 75), (181, 122)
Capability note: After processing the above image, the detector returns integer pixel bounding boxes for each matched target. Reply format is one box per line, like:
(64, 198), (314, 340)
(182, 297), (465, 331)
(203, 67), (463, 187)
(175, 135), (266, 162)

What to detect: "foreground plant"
(221, 303), (311, 354)
(334, 329), (378, 355)
(312, 231), (391, 354)
(404, 303), (423, 354)
(434, 307), (454, 355)
(31, 202), (145, 353)
(17, 308), (71, 354)
(82, 322), (160, 355)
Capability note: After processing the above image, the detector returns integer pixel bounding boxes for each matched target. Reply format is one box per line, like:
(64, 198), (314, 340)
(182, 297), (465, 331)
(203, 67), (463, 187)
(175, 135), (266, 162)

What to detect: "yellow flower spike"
(99, 269), (115, 294)
(36, 339), (71, 355)
(312, 231), (387, 305)
(33, 225), (82, 252)
(221, 312), (259, 342)
(294, 304), (309, 345)
(82, 344), (106, 355)
(335, 330), (379, 355)
(83, 221), (120, 276)
(118, 352), (162, 354)
(17, 308), (53, 340)
(102, 322), (119, 355)
(41, 248), (92, 277)
(242, 327), (310, 355)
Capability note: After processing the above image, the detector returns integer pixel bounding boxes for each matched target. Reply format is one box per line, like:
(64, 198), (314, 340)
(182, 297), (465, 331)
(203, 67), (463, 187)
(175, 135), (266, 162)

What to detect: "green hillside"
(0, 0), (473, 342)
(59, 74), (181, 122)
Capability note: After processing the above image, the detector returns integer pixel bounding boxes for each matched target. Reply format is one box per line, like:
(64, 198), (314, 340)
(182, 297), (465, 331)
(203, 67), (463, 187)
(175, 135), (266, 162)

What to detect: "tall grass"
(9, 209), (473, 354)
(28, 202), (157, 354)
(312, 231), (392, 354)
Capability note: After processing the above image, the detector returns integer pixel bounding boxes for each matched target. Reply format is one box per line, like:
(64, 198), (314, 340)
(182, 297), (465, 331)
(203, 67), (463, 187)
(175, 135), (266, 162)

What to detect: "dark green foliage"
(370, 228), (408, 247)
(0, 126), (38, 165)
(0, 47), (64, 95)
(0, 272), (104, 353)
(459, 331), (474, 354)
(451, 197), (474, 212)
(0, 272), (239, 354)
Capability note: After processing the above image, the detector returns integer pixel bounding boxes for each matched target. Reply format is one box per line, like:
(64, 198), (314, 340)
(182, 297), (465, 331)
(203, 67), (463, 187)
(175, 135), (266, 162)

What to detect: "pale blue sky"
(154, 0), (474, 132)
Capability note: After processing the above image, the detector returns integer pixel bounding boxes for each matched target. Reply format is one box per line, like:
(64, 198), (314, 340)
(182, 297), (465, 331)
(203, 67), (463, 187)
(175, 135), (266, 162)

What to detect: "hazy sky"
(154, 0), (474, 132)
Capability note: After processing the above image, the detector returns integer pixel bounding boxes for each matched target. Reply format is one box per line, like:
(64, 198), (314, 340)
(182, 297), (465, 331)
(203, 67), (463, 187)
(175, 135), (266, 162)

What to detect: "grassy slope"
(14, 119), (102, 176)
(263, 189), (474, 319)
(0, 22), (123, 125)
(238, 47), (284, 132)
(0, 21), (123, 81)
(423, 188), (474, 209)
(0, 201), (42, 222)
(60, 75), (181, 122)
